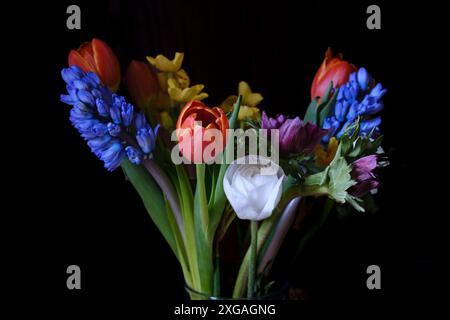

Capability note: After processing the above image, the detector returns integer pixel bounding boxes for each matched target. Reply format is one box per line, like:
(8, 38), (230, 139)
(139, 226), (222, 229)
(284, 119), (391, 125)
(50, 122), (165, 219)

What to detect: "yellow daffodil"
(146, 52), (184, 73)
(238, 81), (263, 107)
(221, 81), (263, 121)
(167, 78), (208, 103)
(315, 137), (339, 167)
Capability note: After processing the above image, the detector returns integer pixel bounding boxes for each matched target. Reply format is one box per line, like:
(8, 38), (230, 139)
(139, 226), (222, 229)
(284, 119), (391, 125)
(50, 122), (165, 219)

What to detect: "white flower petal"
(223, 155), (286, 221)
(259, 176), (285, 220)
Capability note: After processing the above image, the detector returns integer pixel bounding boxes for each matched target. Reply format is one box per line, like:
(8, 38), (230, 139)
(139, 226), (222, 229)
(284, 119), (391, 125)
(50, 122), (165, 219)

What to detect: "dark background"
(9, 0), (438, 316)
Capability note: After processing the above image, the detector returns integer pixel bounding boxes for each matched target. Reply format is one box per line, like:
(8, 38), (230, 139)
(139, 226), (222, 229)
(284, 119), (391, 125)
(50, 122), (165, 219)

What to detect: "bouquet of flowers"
(60, 40), (387, 299)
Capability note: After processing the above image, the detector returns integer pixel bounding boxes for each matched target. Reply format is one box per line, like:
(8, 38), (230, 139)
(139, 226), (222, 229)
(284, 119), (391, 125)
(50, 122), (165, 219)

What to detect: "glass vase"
(185, 282), (289, 300)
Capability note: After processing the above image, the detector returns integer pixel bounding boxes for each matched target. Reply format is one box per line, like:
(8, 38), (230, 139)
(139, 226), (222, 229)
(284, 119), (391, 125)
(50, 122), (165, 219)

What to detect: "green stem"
(247, 221), (258, 298)
(196, 164), (209, 233)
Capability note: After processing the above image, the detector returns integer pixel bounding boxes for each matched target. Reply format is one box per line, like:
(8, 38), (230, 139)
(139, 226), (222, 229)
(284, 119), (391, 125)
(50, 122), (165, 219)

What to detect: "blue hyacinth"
(60, 65), (159, 171)
(322, 67), (387, 142)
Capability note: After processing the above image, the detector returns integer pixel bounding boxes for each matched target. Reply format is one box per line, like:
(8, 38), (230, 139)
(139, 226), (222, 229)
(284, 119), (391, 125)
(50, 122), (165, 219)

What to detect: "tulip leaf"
(175, 164), (202, 290)
(121, 160), (177, 256)
(317, 87), (339, 127)
(164, 194), (192, 286)
(229, 95), (243, 130)
(194, 163), (213, 294)
(303, 98), (318, 124)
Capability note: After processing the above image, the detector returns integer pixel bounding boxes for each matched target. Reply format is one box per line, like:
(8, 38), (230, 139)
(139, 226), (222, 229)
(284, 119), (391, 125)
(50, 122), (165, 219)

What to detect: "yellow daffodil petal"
(176, 69), (190, 89)
(146, 52), (184, 73)
(167, 78), (180, 89)
(244, 93), (263, 108)
(193, 92), (208, 101)
(238, 81), (263, 107)
(315, 137), (339, 167)
(238, 81), (252, 97)
(172, 53), (184, 72)
(146, 55), (172, 72)
(168, 83), (208, 103)
(168, 87), (182, 101)
(327, 137), (338, 155)
(238, 106), (260, 121)
(181, 87), (197, 102)
(190, 84), (205, 94)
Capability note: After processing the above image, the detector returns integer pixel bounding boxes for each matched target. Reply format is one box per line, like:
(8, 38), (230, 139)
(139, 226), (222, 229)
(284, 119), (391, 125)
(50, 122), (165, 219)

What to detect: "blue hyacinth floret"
(322, 67), (387, 142)
(60, 65), (159, 171)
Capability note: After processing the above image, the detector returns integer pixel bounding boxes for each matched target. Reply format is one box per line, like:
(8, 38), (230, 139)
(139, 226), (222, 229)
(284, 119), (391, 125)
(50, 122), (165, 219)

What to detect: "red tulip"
(176, 100), (229, 163)
(125, 60), (159, 110)
(311, 48), (356, 100)
(68, 38), (121, 92)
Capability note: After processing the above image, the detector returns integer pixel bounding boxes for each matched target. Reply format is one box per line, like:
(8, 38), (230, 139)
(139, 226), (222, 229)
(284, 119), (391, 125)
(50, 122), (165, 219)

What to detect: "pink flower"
(349, 155), (379, 197)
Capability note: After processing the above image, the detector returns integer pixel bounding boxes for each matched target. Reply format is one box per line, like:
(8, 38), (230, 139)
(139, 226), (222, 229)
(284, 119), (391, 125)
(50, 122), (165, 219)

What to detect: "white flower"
(223, 155), (285, 221)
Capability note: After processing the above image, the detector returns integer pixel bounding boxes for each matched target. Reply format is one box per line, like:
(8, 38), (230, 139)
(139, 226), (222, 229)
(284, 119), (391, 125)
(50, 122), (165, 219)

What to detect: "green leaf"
(304, 143), (360, 207)
(317, 87), (339, 127)
(328, 157), (356, 203)
(303, 98), (319, 124)
(345, 194), (365, 212)
(304, 167), (329, 186)
(194, 164), (213, 294)
(164, 195), (192, 285)
(339, 116), (384, 160)
(175, 164), (201, 289)
(121, 160), (177, 256)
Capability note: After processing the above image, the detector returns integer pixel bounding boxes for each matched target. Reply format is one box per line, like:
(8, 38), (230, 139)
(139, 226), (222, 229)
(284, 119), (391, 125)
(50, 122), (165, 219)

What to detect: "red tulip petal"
(177, 100), (206, 129)
(78, 42), (96, 67)
(92, 38), (121, 91)
(68, 50), (95, 73)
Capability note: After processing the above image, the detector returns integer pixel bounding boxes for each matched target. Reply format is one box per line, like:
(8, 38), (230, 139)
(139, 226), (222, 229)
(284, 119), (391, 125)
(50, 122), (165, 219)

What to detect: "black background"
(8, 0), (439, 316)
